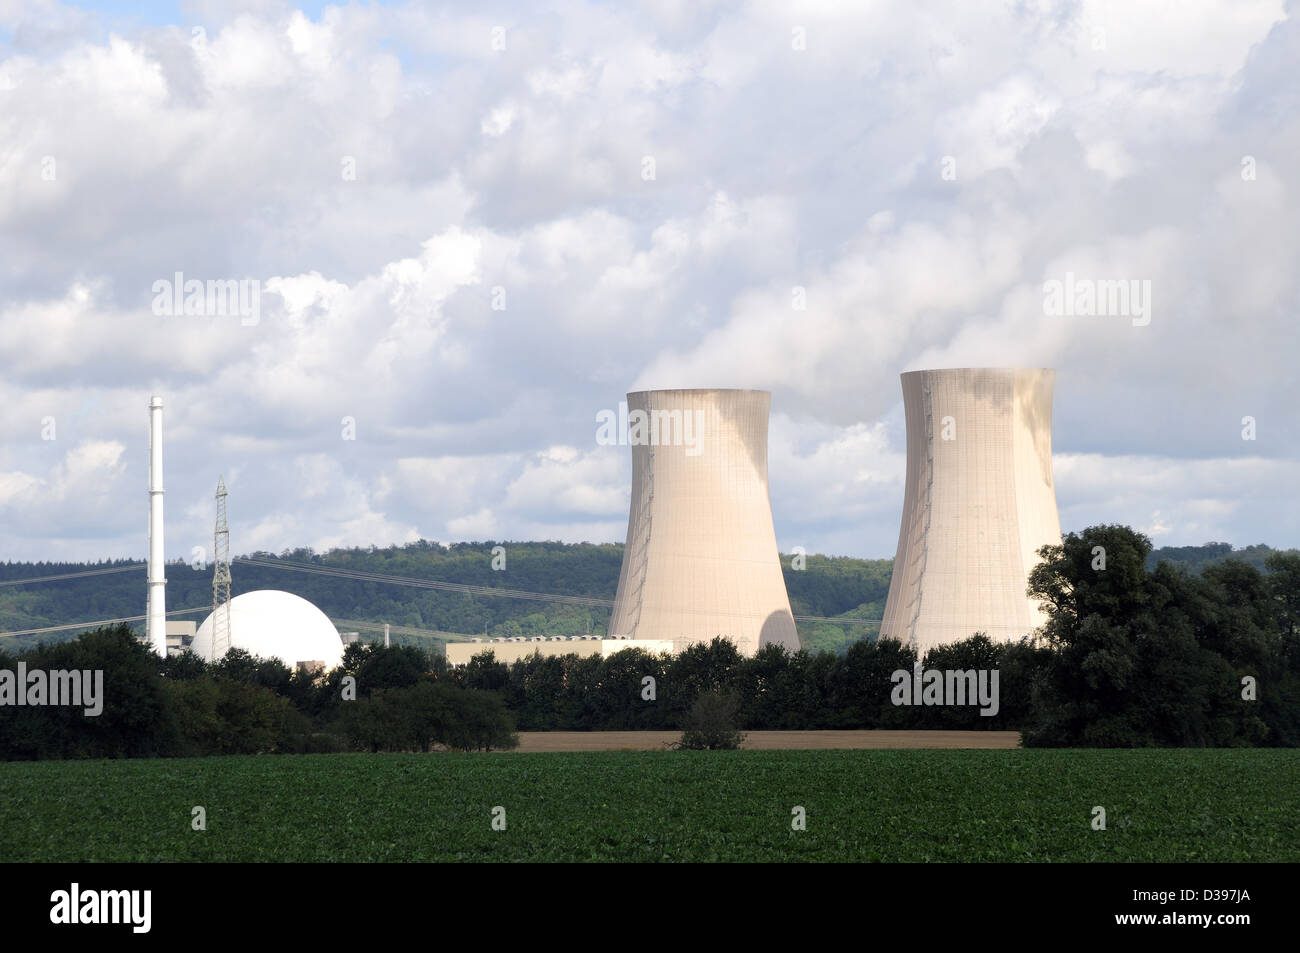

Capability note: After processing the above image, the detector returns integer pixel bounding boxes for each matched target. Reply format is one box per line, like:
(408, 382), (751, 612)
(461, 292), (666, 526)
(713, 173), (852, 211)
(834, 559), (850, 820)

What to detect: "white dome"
(193, 589), (344, 670)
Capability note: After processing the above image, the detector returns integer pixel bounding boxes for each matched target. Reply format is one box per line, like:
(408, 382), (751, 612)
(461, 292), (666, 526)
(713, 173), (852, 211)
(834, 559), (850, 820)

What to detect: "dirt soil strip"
(511, 730), (1022, 752)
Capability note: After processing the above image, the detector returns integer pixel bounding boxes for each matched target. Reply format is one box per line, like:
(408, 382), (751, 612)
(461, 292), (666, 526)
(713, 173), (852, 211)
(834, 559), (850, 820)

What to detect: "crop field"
(1, 749), (1295, 862)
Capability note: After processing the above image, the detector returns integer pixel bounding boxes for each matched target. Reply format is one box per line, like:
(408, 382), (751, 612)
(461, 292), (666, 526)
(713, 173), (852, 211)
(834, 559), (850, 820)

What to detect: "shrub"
(678, 690), (745, 750)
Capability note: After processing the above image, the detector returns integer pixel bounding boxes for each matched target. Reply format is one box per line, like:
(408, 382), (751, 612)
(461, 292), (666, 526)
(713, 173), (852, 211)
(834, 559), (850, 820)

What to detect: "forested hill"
(1143, 542), (1280, 573)
(0, 541), (890, 654)
(0, 539), (1288, 655)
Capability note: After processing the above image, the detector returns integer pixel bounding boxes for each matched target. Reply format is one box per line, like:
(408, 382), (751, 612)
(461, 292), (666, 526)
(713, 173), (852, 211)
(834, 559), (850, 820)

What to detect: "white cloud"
(480, 101), (517, 136)
(0, 0), (1296, 563)
(503, 445), (627, 515)
(447, 507), (498, 539)
(1055, 453), (1300, 545)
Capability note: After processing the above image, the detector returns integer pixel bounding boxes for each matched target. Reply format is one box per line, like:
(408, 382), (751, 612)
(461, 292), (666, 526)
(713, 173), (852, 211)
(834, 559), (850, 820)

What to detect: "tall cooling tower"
(879, 368), (1062, 657)
(607, 389), (800, 656)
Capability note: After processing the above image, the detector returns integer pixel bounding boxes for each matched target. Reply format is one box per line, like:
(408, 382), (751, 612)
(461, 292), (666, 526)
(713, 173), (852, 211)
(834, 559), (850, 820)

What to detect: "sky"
(1, 0), (1298, 563)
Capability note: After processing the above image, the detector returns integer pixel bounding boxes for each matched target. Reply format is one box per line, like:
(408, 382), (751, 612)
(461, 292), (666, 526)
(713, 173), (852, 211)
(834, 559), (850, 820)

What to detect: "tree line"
(0, 629), (518, 758)
(2, 524), (1297, 757)
(436, 525), (1300, 746)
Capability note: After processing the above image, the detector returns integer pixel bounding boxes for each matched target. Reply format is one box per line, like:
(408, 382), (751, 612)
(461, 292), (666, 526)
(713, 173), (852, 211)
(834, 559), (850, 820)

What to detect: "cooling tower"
(607, 389), (800, 656)
(879, 368), (1062, 657)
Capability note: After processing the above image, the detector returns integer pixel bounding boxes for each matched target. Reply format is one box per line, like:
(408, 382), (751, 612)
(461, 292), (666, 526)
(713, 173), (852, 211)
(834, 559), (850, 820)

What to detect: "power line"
(0, 564), (146, 587)
(331, 618), (474, 642)
(233, 557), (618, 608)
(235, 557), (881, 626)
(0, 556), (883, 636)
(797, 616), (881, 626)
(0, 606), (208, 638)
(0, 611), (468, 642)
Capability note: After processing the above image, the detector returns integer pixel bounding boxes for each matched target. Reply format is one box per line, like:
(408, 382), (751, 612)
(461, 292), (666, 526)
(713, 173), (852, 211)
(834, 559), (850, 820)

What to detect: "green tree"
(666, 637), (743, 723)
(460, 650), (510, 693)
(1265, 551), (1300, 660)
(678, 689), (745, 750)
(0, 624), (171, 760)
(348, 643), (429, 696)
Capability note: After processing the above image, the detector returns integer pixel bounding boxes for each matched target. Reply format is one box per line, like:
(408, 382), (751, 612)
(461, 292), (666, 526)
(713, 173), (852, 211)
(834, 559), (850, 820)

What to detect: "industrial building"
(606, 388), (800, 656)
(164, 621), (196, 656)
(879, 368), (1063, 656)
(192, 589), (346, 671)
(445, 636), (674, 667)
(137, 399), (345, 670)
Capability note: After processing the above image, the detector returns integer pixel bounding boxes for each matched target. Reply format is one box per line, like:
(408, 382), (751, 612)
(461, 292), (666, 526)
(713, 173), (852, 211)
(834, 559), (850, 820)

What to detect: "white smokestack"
(147, 395), (167, 657)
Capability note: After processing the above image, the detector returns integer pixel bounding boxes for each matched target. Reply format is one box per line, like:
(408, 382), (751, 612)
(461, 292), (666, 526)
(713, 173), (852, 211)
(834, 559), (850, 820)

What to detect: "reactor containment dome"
(879, 368), (1063, 657)
(192, 589), (345, 670)
(607, 388), (800, 656)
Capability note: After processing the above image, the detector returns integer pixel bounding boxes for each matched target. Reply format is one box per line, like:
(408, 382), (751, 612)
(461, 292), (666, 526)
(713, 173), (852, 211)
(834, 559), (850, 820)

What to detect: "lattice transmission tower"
(210, 476), (233, 660)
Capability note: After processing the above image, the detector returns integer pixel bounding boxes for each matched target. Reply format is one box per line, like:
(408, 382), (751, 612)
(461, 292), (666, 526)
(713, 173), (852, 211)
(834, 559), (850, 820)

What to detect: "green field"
(1, 749), (1295, 862)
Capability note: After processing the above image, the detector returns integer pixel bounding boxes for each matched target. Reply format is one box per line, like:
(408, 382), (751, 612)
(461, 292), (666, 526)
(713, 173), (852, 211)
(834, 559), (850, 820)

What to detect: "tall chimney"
(147, 395), (167, 657)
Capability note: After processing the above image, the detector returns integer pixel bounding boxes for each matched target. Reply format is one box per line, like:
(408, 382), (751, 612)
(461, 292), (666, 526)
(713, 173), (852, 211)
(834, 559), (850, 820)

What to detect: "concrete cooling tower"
(607, 389), (800, 656)
(879, 368), (1063, 657)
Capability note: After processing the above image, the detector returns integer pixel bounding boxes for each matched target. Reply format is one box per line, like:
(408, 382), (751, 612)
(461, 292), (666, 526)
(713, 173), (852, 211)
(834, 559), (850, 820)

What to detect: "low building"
(445, 635), (674, 666)
(164, 621), (196, 657)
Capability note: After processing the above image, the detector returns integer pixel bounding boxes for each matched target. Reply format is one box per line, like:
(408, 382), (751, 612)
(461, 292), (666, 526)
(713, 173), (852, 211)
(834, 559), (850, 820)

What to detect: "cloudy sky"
(2, 0), (1297, 563)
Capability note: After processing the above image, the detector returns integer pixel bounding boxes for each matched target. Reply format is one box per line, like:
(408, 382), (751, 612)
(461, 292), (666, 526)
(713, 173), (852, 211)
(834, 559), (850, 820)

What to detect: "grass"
(1, 749), (1295, 862)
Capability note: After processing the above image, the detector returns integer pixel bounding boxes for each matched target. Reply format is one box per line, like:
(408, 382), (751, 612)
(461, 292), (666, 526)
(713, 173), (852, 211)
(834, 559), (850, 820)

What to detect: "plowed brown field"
(511, 730), (1021, 751)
